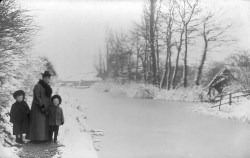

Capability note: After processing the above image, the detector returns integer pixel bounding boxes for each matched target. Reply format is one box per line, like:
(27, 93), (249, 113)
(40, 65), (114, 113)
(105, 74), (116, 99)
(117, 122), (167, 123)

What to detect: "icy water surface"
(65, 87), (250, 158)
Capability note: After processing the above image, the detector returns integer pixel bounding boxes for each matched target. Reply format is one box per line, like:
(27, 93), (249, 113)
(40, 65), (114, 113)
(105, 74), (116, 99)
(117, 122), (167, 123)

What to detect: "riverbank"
(191, 97), (250, 124)
(91, 81), (250, 124)
(0, 87), (98, 158)
(91, 81), (207, 101)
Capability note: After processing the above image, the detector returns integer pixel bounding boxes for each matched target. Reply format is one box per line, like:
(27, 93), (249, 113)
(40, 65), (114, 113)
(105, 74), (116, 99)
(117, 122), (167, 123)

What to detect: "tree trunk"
(139, 55), (147, 82)
(127, 52), (131, 83)
(160, 69), (167, 89)
(172, 27), (184, 89)
(156, 34), (160, 85)
(149, 0), (157, 85)
(106, 40), (110, 73)
(167, 48), (172, 90)
(115, 49), (118, 77)
(135, 47), (139, 82)
(166, 20), (173, 90)
(144, 17), (149, 82)
(182, 24), (188, 88)
(160, 50), (169, 89)
(195, 24), (208, 86)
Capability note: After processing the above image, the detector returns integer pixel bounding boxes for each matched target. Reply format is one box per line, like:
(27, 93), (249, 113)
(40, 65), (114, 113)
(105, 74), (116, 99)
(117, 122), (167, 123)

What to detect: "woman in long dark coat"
(29, 71), (52, 141)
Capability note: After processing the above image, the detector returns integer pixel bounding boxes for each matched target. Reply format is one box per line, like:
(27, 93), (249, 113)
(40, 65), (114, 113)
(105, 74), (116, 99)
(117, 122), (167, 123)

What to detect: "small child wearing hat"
(48, 95), (64, 143)
(10, 90), (30, 144)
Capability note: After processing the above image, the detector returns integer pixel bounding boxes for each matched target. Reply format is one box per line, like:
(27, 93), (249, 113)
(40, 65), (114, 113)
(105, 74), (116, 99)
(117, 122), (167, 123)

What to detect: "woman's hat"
(51, 95), (62, 105)
(41, 71), (52, 77)
(13, 90), (25, 99)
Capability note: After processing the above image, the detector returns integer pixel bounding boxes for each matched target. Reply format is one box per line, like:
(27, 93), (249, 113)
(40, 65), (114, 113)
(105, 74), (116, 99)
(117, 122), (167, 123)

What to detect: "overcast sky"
(19, 0), (250, 78)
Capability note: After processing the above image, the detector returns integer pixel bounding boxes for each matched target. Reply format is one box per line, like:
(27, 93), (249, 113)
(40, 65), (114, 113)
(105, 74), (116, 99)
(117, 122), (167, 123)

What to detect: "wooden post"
(219, 95), (222, 111)
(229, 93), (232, 105)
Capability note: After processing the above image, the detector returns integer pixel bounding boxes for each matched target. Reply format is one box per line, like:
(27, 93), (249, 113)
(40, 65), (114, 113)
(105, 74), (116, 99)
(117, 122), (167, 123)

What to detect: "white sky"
(19, 0), (250, 78)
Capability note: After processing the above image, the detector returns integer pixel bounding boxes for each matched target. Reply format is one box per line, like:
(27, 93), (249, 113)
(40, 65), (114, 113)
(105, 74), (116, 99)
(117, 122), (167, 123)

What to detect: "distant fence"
(211, 90), (250, 110)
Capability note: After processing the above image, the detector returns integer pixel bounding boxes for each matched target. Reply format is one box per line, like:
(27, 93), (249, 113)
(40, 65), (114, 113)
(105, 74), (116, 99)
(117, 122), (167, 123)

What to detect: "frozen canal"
(65, 87), (250, 158)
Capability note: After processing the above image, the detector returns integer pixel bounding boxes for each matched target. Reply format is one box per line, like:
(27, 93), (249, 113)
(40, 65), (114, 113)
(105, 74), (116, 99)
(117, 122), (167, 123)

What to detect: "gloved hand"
(40, 105), (46, 114)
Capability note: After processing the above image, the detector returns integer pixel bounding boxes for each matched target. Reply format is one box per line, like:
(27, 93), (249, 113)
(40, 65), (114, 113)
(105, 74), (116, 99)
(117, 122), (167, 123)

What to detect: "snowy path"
(52, 88), (98, 158)
(17, 88), (98, 158)
(65, 87), (250, 158)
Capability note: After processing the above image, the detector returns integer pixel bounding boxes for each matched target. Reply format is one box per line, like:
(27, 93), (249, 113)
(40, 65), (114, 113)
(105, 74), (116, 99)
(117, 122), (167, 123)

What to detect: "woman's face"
(43, 76), (50, 84)
(16, 95), (23, 102)
(53, 98), (60, 106)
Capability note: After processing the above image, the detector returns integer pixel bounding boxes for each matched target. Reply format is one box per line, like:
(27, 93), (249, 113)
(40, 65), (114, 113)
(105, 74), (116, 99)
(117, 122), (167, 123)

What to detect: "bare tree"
(159, 0), (176, 89)
(133, 9), (151, 83)
(145, 0), (158, 85)
(94, 52), (106, 78)
(177, 0), (199, 87)
(171, 21), (185, 89)
(194, 11), (232, 86)
(130, 26), (144, 82)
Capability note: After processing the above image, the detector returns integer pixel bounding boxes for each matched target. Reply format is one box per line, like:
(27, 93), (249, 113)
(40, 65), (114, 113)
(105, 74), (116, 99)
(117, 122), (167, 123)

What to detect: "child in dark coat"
(48, 95), (64, 143)
(10, 90), (30, 144)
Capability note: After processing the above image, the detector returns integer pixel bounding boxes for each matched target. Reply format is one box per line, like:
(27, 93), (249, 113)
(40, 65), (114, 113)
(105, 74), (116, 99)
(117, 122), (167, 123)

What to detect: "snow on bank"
(154, 86), (208, 102)
(54, 88), (98, 158)
(0, 86), (20, 158)
(192, 97), (250, 124)
(91, 81), (207, 101)
(92, 81), (250, 124)
(0, 144), (18, 158)
(91, 82), (158, 99)
(0, 117), (19, 158)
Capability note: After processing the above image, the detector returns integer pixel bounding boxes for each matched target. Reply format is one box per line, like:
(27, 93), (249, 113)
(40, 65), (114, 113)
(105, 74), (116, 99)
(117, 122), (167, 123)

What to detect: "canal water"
(65, 87), (250, 158)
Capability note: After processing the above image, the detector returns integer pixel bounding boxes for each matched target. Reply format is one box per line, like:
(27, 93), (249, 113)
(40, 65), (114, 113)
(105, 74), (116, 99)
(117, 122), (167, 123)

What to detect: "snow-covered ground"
(53, 88), (98, 158)
(192, 97), (250, 124)
(92, 81), (250, 124)
(91, 81), (159, 99)
(0, 87), (98, 158)
(91, 81), (207, 101)
(0, 143), (19, 158)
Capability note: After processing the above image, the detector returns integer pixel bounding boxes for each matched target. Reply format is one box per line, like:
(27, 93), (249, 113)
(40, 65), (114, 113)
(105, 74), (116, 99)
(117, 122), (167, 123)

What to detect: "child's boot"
(48, 131), (53, 142)
(19, 134), (24, 144)
(54, 132), (58, 143)
(54, 137), (57, 143)
(15, 135), (20, 143)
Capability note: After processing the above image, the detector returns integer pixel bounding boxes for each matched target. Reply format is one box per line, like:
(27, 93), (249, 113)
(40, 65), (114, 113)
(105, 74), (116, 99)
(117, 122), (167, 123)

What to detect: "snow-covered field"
(0, 87), (98, 158)
(92, 81), (250, 124)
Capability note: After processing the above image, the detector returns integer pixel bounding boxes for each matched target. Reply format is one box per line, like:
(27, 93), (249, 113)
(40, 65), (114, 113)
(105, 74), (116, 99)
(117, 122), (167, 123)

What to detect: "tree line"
(0, 0), (56, 114)
(95, 0), (234, 89)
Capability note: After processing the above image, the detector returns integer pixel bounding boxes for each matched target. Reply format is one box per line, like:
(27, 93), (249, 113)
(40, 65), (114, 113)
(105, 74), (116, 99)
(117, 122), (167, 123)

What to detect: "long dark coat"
(48, 105), (64, 126)
(10, 101), (30, 135)
(29, 80), (52, 141)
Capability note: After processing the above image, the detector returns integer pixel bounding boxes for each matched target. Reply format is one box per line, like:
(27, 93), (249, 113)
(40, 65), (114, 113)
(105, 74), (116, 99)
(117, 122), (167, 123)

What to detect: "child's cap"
(51, 95), (62, 105)
(13, 90), (25, 99)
